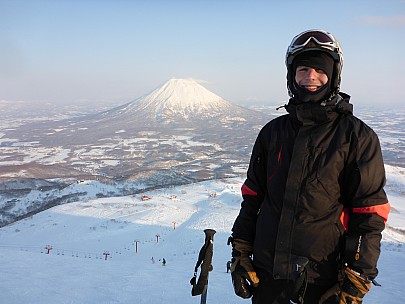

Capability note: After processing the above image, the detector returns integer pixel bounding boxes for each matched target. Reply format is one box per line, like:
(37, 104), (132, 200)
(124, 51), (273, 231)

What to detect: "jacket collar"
(285, 92), (352, 126)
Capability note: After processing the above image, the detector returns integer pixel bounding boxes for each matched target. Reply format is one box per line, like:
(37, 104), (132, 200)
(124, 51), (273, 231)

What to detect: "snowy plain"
(0, 165), (404, 304)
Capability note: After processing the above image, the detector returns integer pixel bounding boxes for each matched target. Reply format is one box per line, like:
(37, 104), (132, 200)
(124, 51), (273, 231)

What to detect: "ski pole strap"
(190, 229), (216, 296)
(273, 255), (309, 304)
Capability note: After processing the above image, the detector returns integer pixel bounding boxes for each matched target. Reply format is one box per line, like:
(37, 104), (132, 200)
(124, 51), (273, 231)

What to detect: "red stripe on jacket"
(241, 183), (257, 196)
(353, 202), (391, 223)
(340, 208), (350, 232)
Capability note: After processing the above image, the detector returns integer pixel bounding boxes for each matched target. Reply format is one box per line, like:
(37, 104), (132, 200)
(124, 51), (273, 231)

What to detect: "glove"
(319, 267), (371, 304)
(230, 238), (260, 298)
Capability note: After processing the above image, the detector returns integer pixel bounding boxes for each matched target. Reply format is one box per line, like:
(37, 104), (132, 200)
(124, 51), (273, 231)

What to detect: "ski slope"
(1, 170), (404, 303)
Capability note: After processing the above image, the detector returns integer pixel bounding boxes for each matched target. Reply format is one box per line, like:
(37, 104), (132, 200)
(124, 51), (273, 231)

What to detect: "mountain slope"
(0, 175), (404, 303)
(0, 79), (271, 198)
(9, 78), (268, 144)
(97, 78), (262, 124)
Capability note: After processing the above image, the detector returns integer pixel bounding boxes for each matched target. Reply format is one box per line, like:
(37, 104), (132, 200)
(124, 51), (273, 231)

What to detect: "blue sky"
(1, 0), (404, 107)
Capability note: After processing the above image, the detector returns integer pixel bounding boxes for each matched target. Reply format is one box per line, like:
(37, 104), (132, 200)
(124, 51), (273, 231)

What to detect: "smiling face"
(295, 66), (329, 92)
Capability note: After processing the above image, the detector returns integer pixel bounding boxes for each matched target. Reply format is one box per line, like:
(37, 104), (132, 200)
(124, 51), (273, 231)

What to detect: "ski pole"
(190, 229), (216, 304)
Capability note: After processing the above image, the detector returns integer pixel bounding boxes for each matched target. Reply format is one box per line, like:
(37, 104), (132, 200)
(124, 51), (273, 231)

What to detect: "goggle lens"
(292, 31), (335, 47)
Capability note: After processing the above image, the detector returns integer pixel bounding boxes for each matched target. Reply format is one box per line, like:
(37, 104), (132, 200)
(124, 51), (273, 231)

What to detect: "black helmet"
(286, 29), (343, 101)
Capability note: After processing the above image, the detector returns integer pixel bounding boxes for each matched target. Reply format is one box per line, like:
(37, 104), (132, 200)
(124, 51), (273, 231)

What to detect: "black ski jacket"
(232, 93), (390, 285)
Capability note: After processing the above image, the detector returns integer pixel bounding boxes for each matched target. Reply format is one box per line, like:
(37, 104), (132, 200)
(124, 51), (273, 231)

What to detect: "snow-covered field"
(0, 166), (404, 303)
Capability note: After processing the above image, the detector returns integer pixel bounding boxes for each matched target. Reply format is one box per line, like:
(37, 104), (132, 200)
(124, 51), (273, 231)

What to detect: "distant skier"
(151, 257), (155, 264)
(162, 258), (166, 266)
(226, 260), (232, 273)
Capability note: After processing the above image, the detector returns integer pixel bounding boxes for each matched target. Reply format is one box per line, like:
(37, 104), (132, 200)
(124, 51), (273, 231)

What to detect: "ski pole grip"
(204, 229), (216, 240)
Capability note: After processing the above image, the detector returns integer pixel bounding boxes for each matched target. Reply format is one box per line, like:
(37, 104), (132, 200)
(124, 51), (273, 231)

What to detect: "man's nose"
(306, 68), (318, 79)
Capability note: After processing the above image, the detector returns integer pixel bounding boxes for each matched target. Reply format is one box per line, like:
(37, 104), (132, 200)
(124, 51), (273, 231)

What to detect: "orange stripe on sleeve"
(340, 208), (350, 232)
(353, 202), (391, 223)
(241, 183), (257, 196)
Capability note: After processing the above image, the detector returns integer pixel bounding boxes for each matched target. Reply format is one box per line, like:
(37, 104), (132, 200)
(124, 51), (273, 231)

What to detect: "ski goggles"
(288, 30), (339, 54)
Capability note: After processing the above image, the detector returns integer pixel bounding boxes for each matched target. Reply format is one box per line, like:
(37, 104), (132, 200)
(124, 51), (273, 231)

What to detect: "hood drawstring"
(276, 104), (287, 111)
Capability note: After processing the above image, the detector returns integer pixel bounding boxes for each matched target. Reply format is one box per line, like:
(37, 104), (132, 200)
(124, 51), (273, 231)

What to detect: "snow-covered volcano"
(136, 78), (233, 117)
(99, 78), (259, 123)
(7, 78), (269, 148)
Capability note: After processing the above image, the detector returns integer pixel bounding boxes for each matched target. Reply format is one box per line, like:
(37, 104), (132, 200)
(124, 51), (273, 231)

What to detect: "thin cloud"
(193, 78), (210, 85)
(361, 15), (405, 26)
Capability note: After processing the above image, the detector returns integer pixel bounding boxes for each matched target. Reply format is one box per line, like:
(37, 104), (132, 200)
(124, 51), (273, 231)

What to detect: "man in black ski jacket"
(229, 29), (390, 304)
